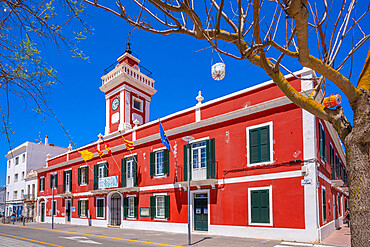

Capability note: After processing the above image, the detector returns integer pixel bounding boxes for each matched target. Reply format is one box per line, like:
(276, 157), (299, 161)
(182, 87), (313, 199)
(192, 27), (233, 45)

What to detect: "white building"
(23, 170), (38, 220)
(5, 136), (67, 217)
(0, 187), (5, 216)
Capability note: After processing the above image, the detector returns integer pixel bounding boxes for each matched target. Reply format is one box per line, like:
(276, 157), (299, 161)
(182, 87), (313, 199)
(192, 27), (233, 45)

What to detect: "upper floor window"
(50, 174), (58, 189)
(15, 157), (19, 165)
(14, 173), (18, 182)
(63, 170), (72, 193)
(150, 149), (169, 177)
(39, 177), (45, 192)
(7, 160), (10, 168)
(183, 138), (215, 181)
(319, 122), (327, 162)
(22, 154), (25, 163)
(14, 191), (18, 199)
(7, 176), (10, 184)
(335, 155), (340, 179)
(132, 97), (143, 111)
(330, 144), (335, 180)
(22, 172), (25, 180)
(246, 122), (273, 165)
(94, 162), (108, 190)
(78, 166), (89, 185)
(121, 156), (137, 188)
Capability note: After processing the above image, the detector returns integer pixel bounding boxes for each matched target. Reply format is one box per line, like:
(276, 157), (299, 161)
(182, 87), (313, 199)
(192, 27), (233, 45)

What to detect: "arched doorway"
(110, 193), (121, 226)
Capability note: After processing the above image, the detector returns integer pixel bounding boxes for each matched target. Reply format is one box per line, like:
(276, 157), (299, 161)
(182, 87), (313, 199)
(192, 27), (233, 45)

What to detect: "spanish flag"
(102, 138), (112, 155)
(79, 150), (94, 161)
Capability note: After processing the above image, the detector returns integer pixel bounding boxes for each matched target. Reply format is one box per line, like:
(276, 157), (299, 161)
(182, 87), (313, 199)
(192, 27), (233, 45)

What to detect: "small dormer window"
(133, 97), (143, 111)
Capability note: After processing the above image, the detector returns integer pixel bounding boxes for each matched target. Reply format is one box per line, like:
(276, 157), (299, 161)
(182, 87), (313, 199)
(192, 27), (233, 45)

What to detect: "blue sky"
(1, 3), (368, 186)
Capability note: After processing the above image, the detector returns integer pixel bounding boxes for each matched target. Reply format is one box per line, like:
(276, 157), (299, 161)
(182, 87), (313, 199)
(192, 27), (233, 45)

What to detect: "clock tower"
(100, 47), (157, 135)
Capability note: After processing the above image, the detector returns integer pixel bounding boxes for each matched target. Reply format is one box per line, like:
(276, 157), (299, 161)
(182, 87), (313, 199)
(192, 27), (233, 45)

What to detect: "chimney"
(45, 135), (48, 146)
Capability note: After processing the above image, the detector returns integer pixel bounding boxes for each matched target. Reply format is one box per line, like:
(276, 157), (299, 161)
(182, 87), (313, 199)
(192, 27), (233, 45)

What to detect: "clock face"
(111, 98), (119, 111)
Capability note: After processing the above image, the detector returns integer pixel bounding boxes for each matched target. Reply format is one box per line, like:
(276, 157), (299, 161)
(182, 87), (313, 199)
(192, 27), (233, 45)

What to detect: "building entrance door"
(110, 193), (121, 226)
(40, 202), (45, 222)
(65, 199), (71, 223)
(194, 193), (208, 231)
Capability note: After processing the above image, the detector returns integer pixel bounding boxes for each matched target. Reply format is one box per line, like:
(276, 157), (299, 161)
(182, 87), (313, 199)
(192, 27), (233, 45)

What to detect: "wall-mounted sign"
(99, 176), (118, 189)
(140, 207), (150, 217)
(301, 179), (312, 186)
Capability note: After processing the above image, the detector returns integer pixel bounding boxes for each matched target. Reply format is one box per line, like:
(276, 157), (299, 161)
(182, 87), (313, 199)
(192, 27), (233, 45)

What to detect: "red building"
(36, 51), (348, 242)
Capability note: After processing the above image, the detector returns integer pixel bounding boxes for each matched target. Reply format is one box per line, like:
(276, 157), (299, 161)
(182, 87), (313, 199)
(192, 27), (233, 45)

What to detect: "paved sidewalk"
(322, 225), (351, 247)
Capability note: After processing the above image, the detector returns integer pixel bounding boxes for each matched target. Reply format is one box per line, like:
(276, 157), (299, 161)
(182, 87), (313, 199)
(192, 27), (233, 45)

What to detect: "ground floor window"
(249, 187), (272, 225)
(322, 187), (327, 223)
(96, 198), (105, 218)
(124, 196), (138, 218)
(78, 200), (88, 217)
(150, 195), (170, 219)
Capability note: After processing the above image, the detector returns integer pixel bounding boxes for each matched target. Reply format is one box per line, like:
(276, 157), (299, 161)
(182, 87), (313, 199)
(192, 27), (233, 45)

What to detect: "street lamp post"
(182, 136), (194, 246)
(51, 172), (56, 229)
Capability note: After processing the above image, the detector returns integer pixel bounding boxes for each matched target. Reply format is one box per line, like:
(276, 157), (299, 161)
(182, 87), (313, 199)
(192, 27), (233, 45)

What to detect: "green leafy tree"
(83, 0), (369, 245)
(0, 0), (91, 148)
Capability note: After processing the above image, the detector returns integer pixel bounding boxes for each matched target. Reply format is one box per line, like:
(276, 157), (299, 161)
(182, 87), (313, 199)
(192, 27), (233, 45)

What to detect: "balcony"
(178, 161), (218, 189)
(23, 194), (36, 202)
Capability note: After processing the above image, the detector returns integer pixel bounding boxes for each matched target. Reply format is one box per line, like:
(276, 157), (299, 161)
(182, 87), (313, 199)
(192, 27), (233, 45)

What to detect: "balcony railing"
(23, 194), (36, 201)
(180, 160), (219, 182)
(101, 63), (155, 89)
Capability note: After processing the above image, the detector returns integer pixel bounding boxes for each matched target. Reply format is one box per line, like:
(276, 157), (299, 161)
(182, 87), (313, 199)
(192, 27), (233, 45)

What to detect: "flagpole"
(119, 130), (139, 168)
(100, 138), (121, 173)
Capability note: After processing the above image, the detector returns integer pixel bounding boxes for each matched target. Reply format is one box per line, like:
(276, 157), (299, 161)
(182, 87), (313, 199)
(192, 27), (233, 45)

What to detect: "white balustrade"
(102, 64), (154, 89)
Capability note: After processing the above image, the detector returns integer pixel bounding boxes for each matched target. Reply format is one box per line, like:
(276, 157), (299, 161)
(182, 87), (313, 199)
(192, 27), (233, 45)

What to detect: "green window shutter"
(164, 149), (169, 175)
(251, 191), (260, 223)
(260, 127), (270, 162)
(121, 158), (126, 188)
(69, 170), (72, 192)
(323, 131), (327, 161)
(335, 156), (339, 179)
(55, 175), (58, 188)
(150, 196), (156, 218)
(85, 200), (89, 217)
(150, 152), (155, 177)
(165, 195), (170, 219)
(251, 189), (270, 223)
(104, 162), (108, 177)
(260, 190), (270, 223)
(183, 145), (188, 181)
(323, 190), (327, 221)
(39, 178), (41, 191)
(63, 171), (66, 192)
(42, 178), (45, 191)
(85, 167), (89, 184)
(96, 199), (102, 217)
(206, 138), (215, 179)
(319, 125), (323, 159)
(249, 129), (260, 163)
(78, 200), (81, 217)
(94, 164), (98, 190)
(134, 197), (139, 218)
(50, 175), (52, 189)
(133, 155), (138, 187)
(78, 168), (81, 185)
(330, 146), (335, 180)
(124, 197), (128, 218)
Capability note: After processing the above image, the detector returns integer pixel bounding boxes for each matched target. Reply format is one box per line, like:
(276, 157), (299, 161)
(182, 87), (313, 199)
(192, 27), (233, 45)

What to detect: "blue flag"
(159, 120), (171, 152)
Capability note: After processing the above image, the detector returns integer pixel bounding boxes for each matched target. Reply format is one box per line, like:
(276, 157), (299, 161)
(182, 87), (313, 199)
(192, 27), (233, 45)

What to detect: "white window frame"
(155, 150), (165, 176)
(14, 173), (18, 182)
(15, 157), (19, 165)
(127, 195), (136, 219)
(22, 172), (25, 180)
(248, 185), (273, 226)
(132, 97), (143, 112)
(7, 176), (10, 184)
(321, 185), (326, 224)
(80, 165), (87, 185)
(40, 176), (45, 192)
(64, 169), (71, 193)
(22, 154), (25, 163)
(8, 160), (10, 168)
(96, 197), (105, 219)
(14, 191), (18, 199)
(97, 163), (106, 179)
(80, 199), (88, 218)
(246, 121), (274, 167)
(155, 195), (165, 219)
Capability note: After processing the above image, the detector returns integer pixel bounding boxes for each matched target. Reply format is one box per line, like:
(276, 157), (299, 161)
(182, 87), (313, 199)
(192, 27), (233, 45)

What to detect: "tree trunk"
(344, 90), (370, 247)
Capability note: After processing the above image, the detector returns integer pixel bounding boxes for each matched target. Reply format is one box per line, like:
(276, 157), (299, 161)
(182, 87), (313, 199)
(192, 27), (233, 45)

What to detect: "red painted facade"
(36, 53), (348, 242)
